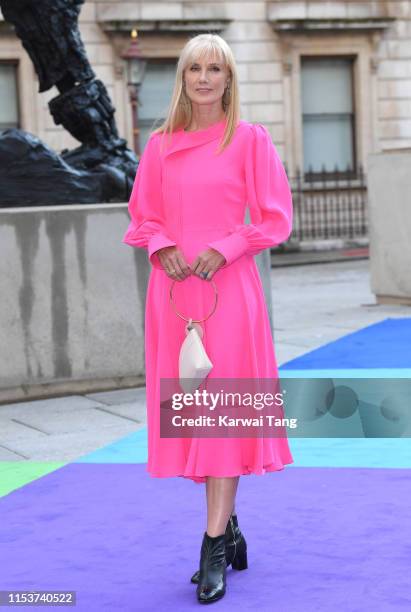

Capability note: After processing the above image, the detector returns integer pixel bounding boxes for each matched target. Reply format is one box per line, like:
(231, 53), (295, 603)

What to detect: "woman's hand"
(157, 246), (192, 281)
(191, 248), (226, 281)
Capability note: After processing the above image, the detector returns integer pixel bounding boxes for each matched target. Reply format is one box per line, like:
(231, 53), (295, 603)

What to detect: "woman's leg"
(205, 476), (240, 537)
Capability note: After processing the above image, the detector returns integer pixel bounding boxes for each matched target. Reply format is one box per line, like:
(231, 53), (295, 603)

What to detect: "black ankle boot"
(196, 532), (227, 604)
(191, 515), (248, 584)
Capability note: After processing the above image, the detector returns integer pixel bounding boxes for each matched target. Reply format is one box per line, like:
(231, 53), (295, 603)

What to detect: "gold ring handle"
(169, 278), (218, 323)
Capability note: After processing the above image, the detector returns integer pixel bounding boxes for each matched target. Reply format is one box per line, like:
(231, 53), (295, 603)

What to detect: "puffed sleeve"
(207, 123), (293, 267)
(122, 132), (177, 269)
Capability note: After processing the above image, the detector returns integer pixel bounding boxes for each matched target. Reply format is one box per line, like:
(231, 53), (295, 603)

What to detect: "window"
(138, 60), (177, 148)
(0, 62), (19, 130)
(301, 57), (355, 176)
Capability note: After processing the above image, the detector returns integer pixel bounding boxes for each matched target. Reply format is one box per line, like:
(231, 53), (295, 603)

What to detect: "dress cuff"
(207, 232), (249, 267)
(148, 233), (177, 269)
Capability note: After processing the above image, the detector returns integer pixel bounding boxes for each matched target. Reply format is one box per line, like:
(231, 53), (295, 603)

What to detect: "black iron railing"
(283, 164), (368, 242)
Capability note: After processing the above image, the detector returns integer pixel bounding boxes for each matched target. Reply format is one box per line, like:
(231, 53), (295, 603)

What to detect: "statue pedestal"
(0, 203), (274, 402)
(368, 149), (411, 306)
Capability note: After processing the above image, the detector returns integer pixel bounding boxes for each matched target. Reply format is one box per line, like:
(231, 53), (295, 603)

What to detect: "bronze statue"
(0, 0), (139, 206)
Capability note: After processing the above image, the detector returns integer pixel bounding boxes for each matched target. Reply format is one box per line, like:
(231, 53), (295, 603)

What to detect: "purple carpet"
(1, 463), (410, 611)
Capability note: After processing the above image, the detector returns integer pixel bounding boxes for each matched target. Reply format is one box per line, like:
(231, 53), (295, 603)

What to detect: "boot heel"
(231, 545), (248, 570)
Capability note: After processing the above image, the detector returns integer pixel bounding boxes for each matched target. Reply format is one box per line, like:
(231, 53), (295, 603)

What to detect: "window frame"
(300, 54), (357, 180)
(281, 34), (377, 187)
(137, 57), (178, 148)
(0, 59), (21, 130)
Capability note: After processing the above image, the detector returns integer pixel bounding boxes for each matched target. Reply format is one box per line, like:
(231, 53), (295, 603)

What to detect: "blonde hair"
(152, 33), (240, 154)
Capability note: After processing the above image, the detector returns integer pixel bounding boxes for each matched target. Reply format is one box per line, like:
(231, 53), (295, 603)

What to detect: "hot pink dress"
(122, 117), (294, 483)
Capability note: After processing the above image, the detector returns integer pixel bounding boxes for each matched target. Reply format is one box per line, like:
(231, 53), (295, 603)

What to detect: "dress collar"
(160, 118), (228, 159)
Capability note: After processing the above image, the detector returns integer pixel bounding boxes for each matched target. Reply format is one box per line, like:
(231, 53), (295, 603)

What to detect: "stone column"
(367, 149), (411, 306)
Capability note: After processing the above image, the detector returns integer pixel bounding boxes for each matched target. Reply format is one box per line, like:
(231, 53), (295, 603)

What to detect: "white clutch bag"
(169, 279), (218, 394)
(179, 320), (213, 394)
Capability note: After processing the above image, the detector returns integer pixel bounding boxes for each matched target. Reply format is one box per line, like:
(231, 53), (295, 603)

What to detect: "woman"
(122, 33), (294, 604)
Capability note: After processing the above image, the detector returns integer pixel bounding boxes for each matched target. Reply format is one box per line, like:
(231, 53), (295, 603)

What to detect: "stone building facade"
(1, 1), (410, 178)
